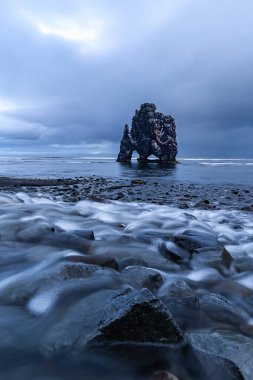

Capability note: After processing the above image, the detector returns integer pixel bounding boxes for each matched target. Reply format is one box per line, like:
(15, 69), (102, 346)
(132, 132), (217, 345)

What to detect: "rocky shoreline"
(0, 175), (252, 211)
(0, 177), (252, 379)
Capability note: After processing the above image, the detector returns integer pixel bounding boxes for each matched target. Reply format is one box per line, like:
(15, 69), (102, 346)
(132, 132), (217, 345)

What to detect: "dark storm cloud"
(0, 0), (253, 156)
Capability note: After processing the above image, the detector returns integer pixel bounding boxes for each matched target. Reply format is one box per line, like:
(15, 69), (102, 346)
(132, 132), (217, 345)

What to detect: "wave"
(200, 162), (253, 166)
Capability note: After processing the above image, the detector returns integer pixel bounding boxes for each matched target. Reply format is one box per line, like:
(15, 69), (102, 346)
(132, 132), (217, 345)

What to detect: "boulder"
(199, 292), (248, 327)
(87, 288), (184, 345)
(64, 254), (118, 270)
(16, 224), (94, 253)
(172, 231), (222, 253)
(122, 266), (163, 292)
(189, 330), (253, 380)
(162, 279), (193, 298)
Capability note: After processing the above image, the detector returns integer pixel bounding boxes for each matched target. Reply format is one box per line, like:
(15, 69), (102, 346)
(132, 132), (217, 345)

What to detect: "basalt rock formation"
(117, 103), (177, 162)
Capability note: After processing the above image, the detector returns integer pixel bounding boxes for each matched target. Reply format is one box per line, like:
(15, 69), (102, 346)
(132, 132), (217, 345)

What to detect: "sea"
(0, 156), (252, 184)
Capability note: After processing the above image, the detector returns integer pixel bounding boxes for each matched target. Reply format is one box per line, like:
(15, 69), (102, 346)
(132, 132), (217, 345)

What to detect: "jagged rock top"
(117, 103), (177, 162)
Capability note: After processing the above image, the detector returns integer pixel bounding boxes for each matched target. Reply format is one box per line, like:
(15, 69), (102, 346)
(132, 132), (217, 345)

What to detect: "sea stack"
(117, 103), (177, 162)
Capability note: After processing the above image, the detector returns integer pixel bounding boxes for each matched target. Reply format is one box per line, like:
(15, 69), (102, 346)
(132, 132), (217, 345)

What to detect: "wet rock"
(88, 195), (109, 203)
(241, 205), (253, 212)
(235, 257), (253, 273)
(178, 203), (189, 209)
(16, 225), (93, 253)
(115, 192), (125, 200)
(163, 280), (193, 297)
(118, 257), (148, 271)
(189, 247), (233, 274)
(199, 292), (248, 327)
(151, 370), (180, 380)
(219, 247), (234, 269)
(70, 229), (95, 240)
(189, 330), (253, 380)
(239, 324), (253, 338)
(41, 289), (118, 356)
(0, 263), (105, 306)
(182, 212), (198, 220)
(63, 255), (118, 270)
(117, 103), (177, 162)
(94, 241), (175, 272)
(131, 179), (147, 185)
(194, 201), (216, 210)
(56, 263), (104, 281)
(212, 278), (253, 298)
(172, 231), (222, 253)
(219, 218), (229, 224)
(87, 288), (184, 345)
(159, 242), (191, 264)
(122, 266), (163, 292)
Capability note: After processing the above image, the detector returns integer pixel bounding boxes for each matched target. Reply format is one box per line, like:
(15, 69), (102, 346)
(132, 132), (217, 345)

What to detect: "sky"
(0, 0), (253, 157)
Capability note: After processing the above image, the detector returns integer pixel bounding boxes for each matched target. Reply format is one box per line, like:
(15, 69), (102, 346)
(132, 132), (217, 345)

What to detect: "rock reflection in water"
(118, 160), (178, 179)
(0, 193), (252, 379)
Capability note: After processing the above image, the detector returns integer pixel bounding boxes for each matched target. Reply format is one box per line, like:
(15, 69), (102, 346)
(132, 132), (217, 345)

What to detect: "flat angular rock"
(189, 331), (253, 380)
(88, 288), (183, 345)
(64, 254), (118, 270)
(172, 231), (222, 252)
(122, 266), (163, 292)
(199, 292), (248, 327)
(219, 247), (234, 269)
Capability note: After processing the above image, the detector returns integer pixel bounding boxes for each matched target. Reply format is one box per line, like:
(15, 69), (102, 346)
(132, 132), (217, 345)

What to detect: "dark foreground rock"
(189, 330), (253, 380)
(117, 103), (177, 162)
(87, 287), (184, 345)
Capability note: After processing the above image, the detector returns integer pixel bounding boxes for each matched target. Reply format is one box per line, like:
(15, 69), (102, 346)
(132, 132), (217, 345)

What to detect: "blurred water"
(0, 193), (252, 378)
(0, 156), (252, 184)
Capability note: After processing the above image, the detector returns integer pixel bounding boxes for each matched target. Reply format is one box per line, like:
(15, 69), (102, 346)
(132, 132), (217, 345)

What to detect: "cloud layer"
(1, 0), (253, 156)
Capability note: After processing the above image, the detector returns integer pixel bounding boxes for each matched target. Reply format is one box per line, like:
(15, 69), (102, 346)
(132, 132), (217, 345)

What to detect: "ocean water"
(0, 156), (252, 184)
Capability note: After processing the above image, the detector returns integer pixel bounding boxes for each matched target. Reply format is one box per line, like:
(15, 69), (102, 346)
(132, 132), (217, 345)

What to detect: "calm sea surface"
(0, 156), (252, 185)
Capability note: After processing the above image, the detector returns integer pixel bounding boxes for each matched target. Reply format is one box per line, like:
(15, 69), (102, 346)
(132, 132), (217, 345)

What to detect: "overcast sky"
(0, 0), (253, 157)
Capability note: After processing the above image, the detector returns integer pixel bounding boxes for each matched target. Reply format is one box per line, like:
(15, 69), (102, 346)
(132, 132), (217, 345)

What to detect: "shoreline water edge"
(0, 175), (252, 379)
(0, 175), (252, 210)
